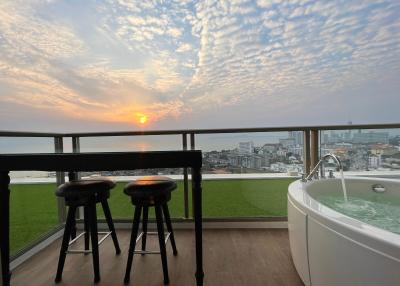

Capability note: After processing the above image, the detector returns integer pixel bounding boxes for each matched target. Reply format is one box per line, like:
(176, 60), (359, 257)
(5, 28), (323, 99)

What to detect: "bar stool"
(55, 176), (121, 283)
(123, 176), (178, 284)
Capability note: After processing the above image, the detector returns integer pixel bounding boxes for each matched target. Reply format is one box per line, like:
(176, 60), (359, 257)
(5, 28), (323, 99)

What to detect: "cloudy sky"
(0, 0), (399, 132)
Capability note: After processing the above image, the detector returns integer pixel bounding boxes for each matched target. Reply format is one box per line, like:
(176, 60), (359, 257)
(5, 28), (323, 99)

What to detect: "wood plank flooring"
(12, 229), (304, 286)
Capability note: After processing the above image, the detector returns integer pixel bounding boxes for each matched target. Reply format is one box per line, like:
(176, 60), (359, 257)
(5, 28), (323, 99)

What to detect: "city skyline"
(1, 128), (399, 154)
(0, 0), (400, 132)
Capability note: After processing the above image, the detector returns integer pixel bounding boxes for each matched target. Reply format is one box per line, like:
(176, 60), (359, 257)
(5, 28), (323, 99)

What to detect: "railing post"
(54, 137), (66, 223)
(72, 136), (83, 220)
(303, 130), (311, 175)
(190, 133), (195, 150)
(310, 130), (319, 171)
(190, 133), (196, 218)
(72, 136), (81, 179)
(182, 133), (189, 219)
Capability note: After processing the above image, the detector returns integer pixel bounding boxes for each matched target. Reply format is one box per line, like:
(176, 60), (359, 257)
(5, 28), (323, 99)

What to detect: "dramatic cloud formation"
(0, 0), (399, 130)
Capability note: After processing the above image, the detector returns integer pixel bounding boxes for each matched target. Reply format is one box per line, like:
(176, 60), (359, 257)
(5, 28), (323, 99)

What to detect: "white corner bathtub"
(288, 177), (400, 286)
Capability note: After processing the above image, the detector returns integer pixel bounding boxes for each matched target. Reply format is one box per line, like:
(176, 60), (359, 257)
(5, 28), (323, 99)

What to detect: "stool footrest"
(66, 231), (112, 254)
(133, 231), (171, 255)
(68, 231), (86, 246)
(134, 250), (162, 255)
(67, 249), (92, 254)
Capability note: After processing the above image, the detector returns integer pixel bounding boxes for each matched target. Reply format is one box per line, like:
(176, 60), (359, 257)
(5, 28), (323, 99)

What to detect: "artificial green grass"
(10, 178), (294, 255)
(201, 179), (294, 217)
(10, 183), (59, 256)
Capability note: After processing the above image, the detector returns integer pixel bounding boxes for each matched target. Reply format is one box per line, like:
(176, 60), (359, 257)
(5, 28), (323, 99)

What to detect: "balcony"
(2, 123), (400, 285)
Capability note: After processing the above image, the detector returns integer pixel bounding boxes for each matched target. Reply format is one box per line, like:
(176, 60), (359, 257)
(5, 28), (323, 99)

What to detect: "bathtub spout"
(306, 153), (342, 181)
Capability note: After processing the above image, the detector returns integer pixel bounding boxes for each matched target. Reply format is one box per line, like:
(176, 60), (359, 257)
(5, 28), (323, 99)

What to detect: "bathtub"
(288, 177), (400, 286)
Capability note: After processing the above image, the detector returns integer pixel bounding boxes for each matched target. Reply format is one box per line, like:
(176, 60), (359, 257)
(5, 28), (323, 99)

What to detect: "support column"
(54, 137), (66, 223)
(72, 137), (84, 220)
(72, 137), (81, 180)
(303, 130), (311, 175)
(310, 130), (319, 171)
(190, 133), (196, 218)
(192, 167), (203, 286)
(190, 133), (195, 150)
(182, 133), (189, 219)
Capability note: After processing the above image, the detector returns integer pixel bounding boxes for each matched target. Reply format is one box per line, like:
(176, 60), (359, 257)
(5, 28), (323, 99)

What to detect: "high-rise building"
(288, 131), (303, 145)
(239, 141), (254, 154)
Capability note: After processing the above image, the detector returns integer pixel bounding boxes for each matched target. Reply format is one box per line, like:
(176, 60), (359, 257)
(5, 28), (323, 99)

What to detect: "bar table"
(0, 151), (203, 286)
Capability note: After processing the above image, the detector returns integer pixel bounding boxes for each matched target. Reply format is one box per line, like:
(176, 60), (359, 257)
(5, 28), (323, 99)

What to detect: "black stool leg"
(55, 206), (76, 283)
(155, 205), (169, 284)
(141, 206), (149, 255)
(162, 204), (178, 255)
(84, 206), (90, 254)
(88, 202), (100, 283)
(124, 205), (142, 284)
(70, 208), (77, 240)
(101, 200), (121, 254)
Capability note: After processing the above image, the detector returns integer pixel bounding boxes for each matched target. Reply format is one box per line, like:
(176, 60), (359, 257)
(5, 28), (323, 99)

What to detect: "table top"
(0, 150), (202, 171)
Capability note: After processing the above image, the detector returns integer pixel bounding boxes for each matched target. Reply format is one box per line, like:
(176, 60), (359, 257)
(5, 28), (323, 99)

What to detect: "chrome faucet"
(305, 153), (343, 181)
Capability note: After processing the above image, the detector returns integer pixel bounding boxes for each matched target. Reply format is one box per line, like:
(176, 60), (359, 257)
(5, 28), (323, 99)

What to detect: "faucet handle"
(301, 173), (307, 182)
(328, 170), (335, 178)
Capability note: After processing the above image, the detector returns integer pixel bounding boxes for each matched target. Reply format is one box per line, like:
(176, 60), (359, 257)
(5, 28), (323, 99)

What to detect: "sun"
(139, 115), (147, 124)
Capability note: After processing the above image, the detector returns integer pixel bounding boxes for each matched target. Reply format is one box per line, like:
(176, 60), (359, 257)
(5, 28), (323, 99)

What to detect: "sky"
(0, 0), (400, 132)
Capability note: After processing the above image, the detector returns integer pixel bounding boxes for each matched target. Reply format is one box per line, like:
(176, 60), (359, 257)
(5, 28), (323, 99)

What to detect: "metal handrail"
(61, 123), (400, 137)
(57, 123), (400, 137)
(1, 122), (400, 138)
(0, 131), (62, 137)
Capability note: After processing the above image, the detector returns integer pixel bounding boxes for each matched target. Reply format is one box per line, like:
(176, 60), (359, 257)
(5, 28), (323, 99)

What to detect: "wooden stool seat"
(56, 178), (114, 206)
(56, 178), (115, 198)
(124, 176), (176, 200)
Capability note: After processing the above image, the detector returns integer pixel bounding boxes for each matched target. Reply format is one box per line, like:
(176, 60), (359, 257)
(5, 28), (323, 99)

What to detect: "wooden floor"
(12, 229), (304, 286)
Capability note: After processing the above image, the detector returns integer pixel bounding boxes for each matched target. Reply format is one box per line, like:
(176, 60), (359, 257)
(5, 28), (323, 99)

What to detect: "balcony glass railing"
(10, 182), (59, 256)
(1, 124), (400, 259)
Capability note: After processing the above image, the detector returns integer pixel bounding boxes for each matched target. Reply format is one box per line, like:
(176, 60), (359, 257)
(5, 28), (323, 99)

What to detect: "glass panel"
(1, 137), (56, 183)
(10, 182), (59, 256)
(97, 181), (185, 219)
(0, 137), (54, 154)
(0, 137), (60, 256)
(320, 128), (400, 177)
(80, 135), (186, 219)
(200, 178), (295, 217)
(79, 135), (181, 152)
(196, 132), (303, 218)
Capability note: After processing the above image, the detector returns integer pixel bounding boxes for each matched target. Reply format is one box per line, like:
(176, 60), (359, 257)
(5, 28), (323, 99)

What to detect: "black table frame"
(0, 151), (203, 286)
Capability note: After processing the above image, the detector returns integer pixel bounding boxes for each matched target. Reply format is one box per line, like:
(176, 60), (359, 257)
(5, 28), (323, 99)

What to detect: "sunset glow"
(0, 0), (399, 131)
